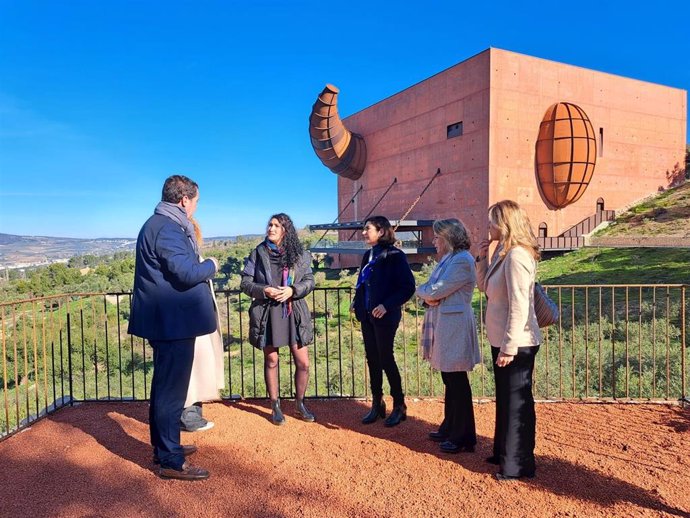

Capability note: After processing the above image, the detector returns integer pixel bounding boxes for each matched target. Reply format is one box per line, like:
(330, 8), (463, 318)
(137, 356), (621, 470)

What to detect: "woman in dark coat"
(352, 216), (415, 427)
(240, 213), (315, 425)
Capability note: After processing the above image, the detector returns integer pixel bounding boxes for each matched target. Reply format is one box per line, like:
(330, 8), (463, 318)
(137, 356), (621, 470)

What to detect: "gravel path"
(1, 400), (688, 517)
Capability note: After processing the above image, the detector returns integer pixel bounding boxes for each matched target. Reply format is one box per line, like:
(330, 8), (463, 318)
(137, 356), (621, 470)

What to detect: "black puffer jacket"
(240, 245), (315, 348)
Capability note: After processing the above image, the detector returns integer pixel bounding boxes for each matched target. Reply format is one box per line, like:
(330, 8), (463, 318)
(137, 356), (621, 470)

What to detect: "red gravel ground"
(1, 399), (688, 517)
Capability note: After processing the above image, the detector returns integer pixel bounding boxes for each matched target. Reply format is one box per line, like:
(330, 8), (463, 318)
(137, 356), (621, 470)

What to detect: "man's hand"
(371, 304), (387, 318)
(209, 257), (220, 272)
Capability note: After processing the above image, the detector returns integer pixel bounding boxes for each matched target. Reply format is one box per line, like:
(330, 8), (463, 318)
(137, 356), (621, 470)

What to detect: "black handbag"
(534, 283), (559, 328)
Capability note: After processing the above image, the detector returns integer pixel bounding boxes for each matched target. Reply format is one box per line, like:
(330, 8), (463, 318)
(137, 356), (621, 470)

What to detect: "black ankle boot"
(271, 399), (285, 426)
(383, 403), (407, 427)
(295, 399), (315, 422)
(361, 397), (386, 424)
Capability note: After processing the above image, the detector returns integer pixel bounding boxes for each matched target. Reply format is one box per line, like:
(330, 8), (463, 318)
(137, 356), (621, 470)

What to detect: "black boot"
(361, 397), (386, 424)
(384, 403), (407, 427)
(271, 399), (285, 426)
(295, 398), (315, 422)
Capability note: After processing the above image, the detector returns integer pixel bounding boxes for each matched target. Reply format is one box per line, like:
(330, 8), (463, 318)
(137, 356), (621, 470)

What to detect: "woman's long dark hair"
(268, 213), (303, 268)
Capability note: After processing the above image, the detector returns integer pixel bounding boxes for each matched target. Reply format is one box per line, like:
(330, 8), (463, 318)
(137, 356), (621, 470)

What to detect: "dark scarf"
(264, 238), (294, 318)
(154, 201), (198, 255)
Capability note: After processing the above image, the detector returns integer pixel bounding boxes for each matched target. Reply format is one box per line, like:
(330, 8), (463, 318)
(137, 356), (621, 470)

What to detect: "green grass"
(593, 182), (690, 238)
(538, 248), (690, 285)
(537, 181), (689, 285)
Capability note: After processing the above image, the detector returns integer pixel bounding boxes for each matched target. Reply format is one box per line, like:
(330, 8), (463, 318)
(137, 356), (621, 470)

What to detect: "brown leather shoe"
(152, 444), (198, 465)
(158, 461), (210, 481)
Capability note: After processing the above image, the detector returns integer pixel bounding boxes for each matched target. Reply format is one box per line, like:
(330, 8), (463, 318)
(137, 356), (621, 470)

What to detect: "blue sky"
(0, 0), (688, 239)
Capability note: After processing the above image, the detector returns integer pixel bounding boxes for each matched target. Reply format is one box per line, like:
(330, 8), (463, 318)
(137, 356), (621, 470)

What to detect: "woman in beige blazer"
(476, 200), (541, 481)
(180, 219), (226, 433)
(416, 219), (481, 454)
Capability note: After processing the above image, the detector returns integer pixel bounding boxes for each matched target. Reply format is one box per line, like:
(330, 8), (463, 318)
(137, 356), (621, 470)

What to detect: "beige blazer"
(416, 250), (481, 372)
(185, 277), (226, 407)
(476, 245), (541, 355)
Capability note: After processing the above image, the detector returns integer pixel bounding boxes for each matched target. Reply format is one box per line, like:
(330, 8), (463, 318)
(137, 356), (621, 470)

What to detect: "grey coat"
(240, 245), (314, 349)
(416, 250), (481, 372)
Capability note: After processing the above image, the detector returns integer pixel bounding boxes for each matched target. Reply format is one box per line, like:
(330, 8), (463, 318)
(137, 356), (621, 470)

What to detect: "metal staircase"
(539, 208), (616, 251)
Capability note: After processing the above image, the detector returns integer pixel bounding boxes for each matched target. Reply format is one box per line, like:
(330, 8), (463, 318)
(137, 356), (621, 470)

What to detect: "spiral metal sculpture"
(309, 84), (367, 181)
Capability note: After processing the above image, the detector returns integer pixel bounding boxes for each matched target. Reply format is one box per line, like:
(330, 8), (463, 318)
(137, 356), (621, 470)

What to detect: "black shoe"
(383, 403), (407, 427)
(485, 455), (500, 465)
(295, 399), (315, 422)
(428, 431), (449, 442)
(439, 441), (475, 454)
(362, 398), (386, 424)
(271, 399), (285, 426)
(495, 472), (535, 481)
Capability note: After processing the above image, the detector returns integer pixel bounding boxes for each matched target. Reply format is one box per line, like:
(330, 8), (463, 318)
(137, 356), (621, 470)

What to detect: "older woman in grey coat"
(416, 218), (481, 454)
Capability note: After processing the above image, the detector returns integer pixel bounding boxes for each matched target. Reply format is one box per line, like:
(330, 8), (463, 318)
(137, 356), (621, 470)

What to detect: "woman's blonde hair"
(488, 200), (540, 260)
(433, 218), (471, 252)
(190, 217), (203, 247)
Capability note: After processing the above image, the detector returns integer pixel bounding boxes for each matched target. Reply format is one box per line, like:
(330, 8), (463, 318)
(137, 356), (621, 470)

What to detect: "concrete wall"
(489, 48), (687, 237)
(328, 48), (687, 267)
(335, 50), (492, 267)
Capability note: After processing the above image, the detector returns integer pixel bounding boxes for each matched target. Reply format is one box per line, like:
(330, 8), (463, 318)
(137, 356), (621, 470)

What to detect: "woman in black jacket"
(240, 213), (315, 425)
(352, 216), (415, 427)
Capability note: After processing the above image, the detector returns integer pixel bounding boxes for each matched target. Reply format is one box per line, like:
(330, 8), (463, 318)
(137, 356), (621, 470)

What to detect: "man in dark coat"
(128, 175), (218, 481)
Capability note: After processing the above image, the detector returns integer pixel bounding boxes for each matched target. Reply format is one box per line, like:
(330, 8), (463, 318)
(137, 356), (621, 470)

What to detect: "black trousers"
(149, 338), (195, 470)
(491, 345), (539, 477)
(361, 314), (404, 406)
(439, 371), (476, 447)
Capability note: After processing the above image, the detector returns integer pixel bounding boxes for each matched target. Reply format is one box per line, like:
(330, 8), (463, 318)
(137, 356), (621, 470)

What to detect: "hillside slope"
(539, 183), (690, 285)
(595, 183), (690, 238)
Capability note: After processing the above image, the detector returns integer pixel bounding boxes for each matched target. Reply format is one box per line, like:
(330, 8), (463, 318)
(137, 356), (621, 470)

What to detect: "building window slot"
(447, 121), (463, 139)
(599, 127), (604, 157)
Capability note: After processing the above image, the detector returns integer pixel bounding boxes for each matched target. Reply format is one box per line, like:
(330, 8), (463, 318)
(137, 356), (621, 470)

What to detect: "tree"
(666, 162), (686, 187)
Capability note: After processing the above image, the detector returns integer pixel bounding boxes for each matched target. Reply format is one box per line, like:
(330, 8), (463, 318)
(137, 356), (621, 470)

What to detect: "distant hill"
(0, 233), (137, 269)
(0, 232), (264, 269)
(0, 234), (24, 245)
(205, 235), (263, 243)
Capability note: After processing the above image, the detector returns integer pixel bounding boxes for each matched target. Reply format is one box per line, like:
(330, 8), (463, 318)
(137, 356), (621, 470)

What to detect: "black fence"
(1, 285), (687, 441)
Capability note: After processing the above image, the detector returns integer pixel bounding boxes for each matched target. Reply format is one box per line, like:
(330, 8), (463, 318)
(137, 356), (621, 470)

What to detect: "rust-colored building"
(309, 48), (687, 267)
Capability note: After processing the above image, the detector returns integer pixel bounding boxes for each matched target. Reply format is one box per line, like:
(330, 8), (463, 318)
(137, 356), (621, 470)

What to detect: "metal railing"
(539, 209), (617, 251)
(1, 284), (687, 440)
(538, 235), (585, 251)
(560, 209), (616, 237)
